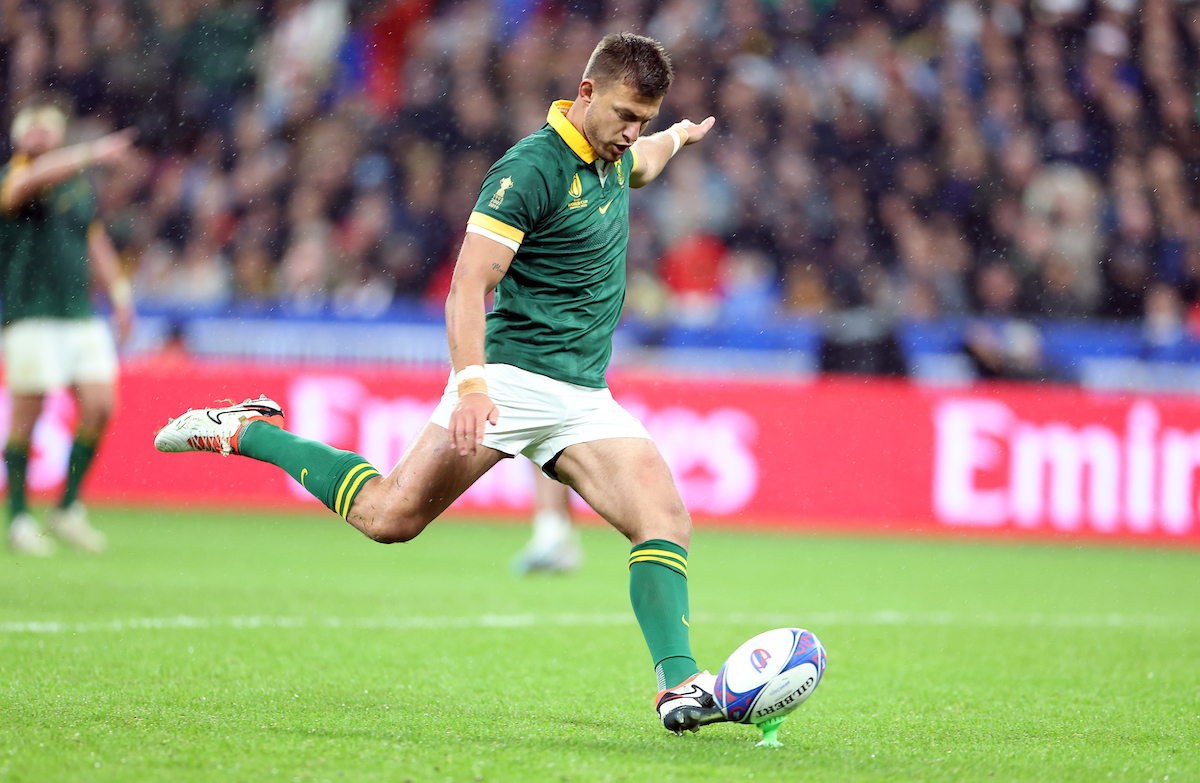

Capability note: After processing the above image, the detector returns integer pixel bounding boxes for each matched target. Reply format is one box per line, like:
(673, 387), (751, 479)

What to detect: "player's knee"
(77, 413), (110, 442)
(631, 503), (691, 549)
(77, 393), (115, 431)
(663, 507), (692, 549)
(362, 497), (433, 544)
(360, 513), (422, 544)
(655, 480), (691, 531)
(364, 524), (417, 544)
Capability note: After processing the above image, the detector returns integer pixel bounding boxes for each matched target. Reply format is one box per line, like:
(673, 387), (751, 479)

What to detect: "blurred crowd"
(4, 0), (1200, 348)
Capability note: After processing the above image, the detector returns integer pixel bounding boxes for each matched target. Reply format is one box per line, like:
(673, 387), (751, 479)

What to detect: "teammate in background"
(511, 462), (582, 575)
(156, 34), (723, 734)
(0, 104), (136, 555)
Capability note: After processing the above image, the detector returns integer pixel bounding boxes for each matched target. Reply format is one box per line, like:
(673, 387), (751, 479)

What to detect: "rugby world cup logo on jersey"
(489, 177), (514, 209)
(568, 173), (588, 209)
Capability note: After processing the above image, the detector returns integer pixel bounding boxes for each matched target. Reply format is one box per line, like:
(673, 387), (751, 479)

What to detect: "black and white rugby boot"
(656, 671), (728, 735)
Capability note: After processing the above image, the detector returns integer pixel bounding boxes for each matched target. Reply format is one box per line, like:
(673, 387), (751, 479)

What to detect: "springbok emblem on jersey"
(569, 173), (583, 199)
(489, 177), (514, 209)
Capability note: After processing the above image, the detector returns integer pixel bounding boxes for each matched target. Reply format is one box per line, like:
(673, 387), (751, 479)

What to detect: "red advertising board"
(8, 358), (1200, 545)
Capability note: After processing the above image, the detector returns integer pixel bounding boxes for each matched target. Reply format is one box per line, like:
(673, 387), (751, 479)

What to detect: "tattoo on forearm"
(492, 263), (503, 272)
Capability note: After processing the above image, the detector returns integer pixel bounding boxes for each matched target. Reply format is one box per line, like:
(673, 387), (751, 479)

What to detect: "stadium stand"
(4, 0), (1200, 389)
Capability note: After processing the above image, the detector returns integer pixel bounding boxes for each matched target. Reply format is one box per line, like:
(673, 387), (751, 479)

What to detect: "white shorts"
(2, 317), (119, 394)
(430, 363), (651, 475)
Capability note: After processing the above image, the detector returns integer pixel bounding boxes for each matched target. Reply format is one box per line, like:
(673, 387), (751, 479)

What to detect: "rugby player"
(155, 33), (722, 734)
(0, 104), (136, 555)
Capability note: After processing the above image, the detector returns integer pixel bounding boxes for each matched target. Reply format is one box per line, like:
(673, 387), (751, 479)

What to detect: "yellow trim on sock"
(628, 548), (687, 567)
(629, 555), (687, 576)
(335, 464), (374, 518)
(340, 469), (380, 519)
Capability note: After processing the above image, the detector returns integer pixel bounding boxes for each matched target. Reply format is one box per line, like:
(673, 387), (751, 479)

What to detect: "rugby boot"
(47, 502), (106, 553)
(657, 670), (728, 734)
(154, 396), (284, 456)
(510, 524), (583, 576)
(7, 513), (55, 556)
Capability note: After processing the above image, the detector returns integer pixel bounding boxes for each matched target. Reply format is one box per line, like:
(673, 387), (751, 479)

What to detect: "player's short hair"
(583, 33), (674, 99)
(10, 104), (67, 146)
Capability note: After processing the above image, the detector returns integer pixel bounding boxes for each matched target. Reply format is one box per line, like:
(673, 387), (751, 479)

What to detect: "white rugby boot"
(154, 396), (284, 456)
(656, 670), (727, 734)
(7, 513), (55, 556)
(47, 502), (106, 553)
(510, 511), (583, 575)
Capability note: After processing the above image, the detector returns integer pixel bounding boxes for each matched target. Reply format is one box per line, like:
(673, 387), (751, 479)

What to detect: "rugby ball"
(713, 627), (826, 724)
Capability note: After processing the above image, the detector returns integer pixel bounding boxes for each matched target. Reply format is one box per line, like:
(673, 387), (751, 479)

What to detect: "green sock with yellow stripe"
(236, 421), (381, 519)
(629, 539), (700, 691)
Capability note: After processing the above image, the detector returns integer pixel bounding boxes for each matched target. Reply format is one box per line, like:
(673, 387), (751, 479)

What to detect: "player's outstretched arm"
(87, 222), (136, 344)
(445, 232), (515, 456)
(0, 128), (135, 214)
(629, 116), (715, 188)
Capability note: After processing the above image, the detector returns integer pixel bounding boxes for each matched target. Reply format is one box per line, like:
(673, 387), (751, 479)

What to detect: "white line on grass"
(0, 610), (1193, 635)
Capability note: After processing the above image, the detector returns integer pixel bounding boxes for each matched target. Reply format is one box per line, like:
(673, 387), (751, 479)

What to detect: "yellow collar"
(547, 100), (597, 164)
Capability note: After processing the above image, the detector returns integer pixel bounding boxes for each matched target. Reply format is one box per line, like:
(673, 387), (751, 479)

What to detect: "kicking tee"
(466, 101), (639, 389)
(0, 155), (96, 325)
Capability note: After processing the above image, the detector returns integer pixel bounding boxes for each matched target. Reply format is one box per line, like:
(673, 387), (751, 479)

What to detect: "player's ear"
(579, 79), (596, 105)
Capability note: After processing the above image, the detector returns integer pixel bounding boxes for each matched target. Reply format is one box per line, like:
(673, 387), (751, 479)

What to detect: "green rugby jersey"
(466, 100), (640, 389)
(0, 155), (96, 325)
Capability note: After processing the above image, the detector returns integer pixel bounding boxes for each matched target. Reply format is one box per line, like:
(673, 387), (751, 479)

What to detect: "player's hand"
(676, 116), (716, 146)
(89, 128), (137, 166)
(448, 392), (499, 456)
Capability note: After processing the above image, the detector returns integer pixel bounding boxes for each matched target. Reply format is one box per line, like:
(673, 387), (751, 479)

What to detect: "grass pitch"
(1, 509), (1197, 782)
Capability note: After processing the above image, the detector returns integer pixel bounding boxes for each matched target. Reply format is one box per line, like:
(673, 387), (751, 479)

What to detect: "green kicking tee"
(0, 154), (97, 326)
(466, 100), (640, 389)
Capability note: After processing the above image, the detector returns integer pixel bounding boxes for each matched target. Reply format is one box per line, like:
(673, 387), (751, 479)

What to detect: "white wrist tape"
(668, 128), (685, 157)
(455, 364), (486, 384)
(109, 277), (133, 309)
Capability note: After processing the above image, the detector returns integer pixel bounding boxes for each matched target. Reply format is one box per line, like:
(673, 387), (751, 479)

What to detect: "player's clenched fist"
(449, 392), (499, 456)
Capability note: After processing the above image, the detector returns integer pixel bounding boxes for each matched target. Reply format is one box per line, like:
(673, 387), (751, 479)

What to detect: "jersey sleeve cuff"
(466, 224), (520, 253)
(629, 145), (640, 174)
(468, 211), (524, 241)
(0, 155), (30, 211)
